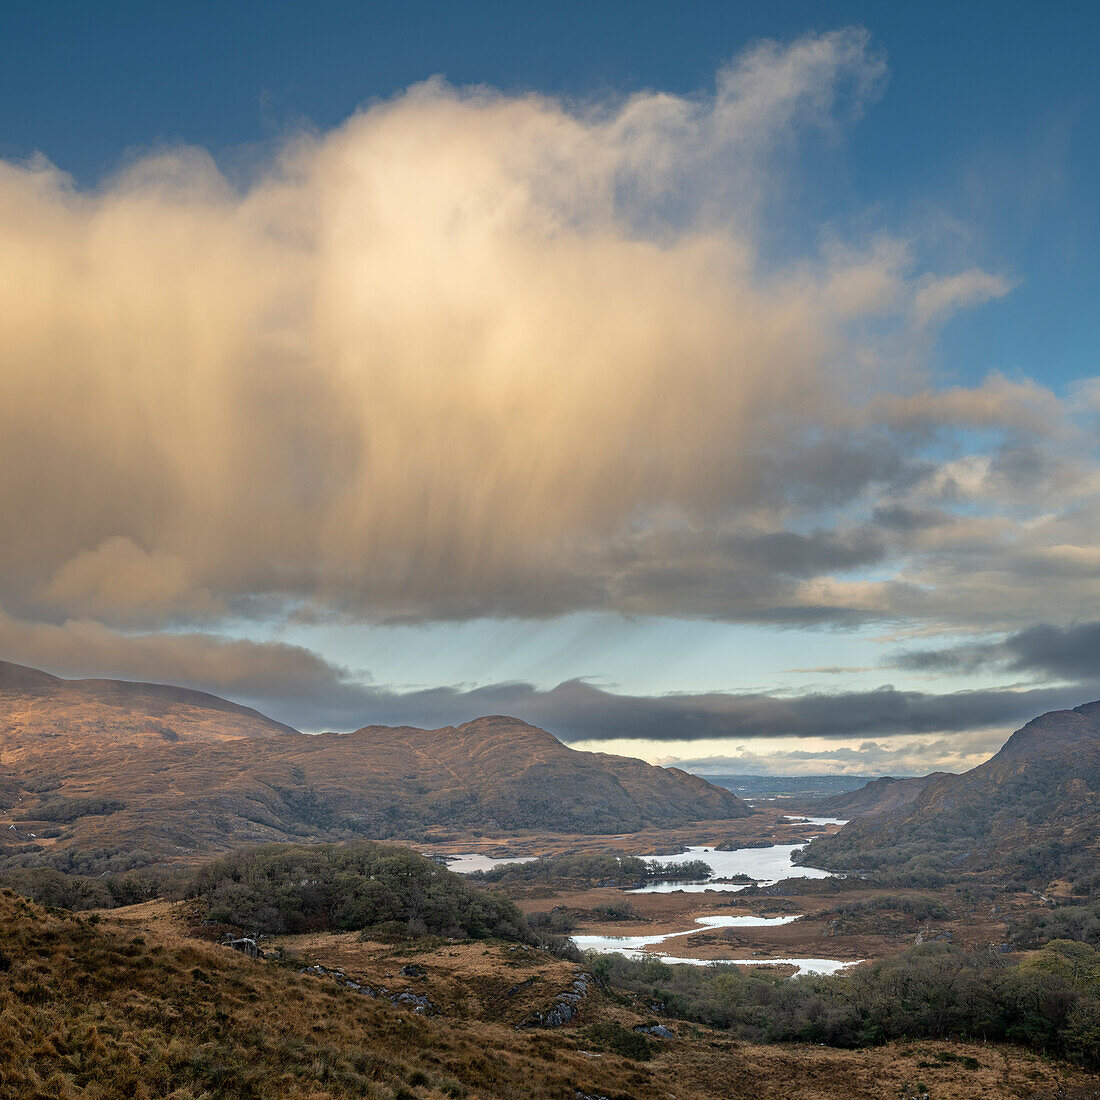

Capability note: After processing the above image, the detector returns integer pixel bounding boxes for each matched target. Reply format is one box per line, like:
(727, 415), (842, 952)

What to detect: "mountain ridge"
(0, 661), (749, 871)
(802, 699), (1100, 887)
(800, 772), (950, 818)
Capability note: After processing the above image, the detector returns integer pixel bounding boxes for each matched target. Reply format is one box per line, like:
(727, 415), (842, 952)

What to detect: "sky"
(1, 2), (1098, 776)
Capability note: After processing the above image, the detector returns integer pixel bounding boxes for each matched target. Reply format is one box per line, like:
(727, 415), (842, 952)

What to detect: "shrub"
(584, 1021), (652, 1060)
(35, 797), (125, 823)
(185, 840), (530, 942)
(472, 852), (712, 888)
(588, 941), (1100, 1064)
(526, 909), (578, 934)
(594, 901), (639, 921)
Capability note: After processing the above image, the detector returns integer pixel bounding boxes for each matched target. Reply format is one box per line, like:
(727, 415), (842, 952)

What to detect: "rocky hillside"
(802, 700), (1100, 888)
(0, 888), (607, 1100)
(0, 663), (748, 870)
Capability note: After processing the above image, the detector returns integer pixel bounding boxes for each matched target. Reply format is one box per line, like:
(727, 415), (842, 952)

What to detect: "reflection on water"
(637, 956), (860, 977)
(438, 835), (843, 888)
(781, 815), (849, 827)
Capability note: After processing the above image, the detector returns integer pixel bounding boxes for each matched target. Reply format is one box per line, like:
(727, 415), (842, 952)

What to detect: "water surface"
(572, 913), (798, 954)
(643, 955), (860, 977)
(630, 843), (836, 893)
(434, 853), (537, 874)
(572, 914), (858, 977)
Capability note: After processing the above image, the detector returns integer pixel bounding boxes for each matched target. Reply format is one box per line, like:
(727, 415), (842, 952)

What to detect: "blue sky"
(3, 1), (1097, 390)
(1, 3), (1098, 774)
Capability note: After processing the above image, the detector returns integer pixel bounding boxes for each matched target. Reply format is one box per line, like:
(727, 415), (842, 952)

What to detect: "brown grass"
(2, 890), (1097, 1100)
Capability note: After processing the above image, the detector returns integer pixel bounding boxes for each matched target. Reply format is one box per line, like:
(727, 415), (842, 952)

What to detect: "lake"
(434, 853), (538, 874)
(439, 838), (860, 976)
(437, 835), (844, 889)
(630, 955), (860, 977)
(630, 843), (838, 893)
(572, 913), (798, 954)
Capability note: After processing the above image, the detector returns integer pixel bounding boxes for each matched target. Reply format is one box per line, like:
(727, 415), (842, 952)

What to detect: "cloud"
(911, 269), (1011, 327)
(1, 28), (1068, 639)
(486, 679), (1088, 745)
(196, 675), (1094, 744)
(1006, 621), (1100, 679)
(40, 536), (221, 625)
(3, 600), (1092, 755)
(0, 604), (363, 704)
(782, 666), (875, 674)
(658, 730), (1007, 777)
(897, 620), (1100, 682)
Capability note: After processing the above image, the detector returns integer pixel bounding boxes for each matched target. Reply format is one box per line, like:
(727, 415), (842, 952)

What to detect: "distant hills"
(803, 700), (1100, 889)
(704, 774), (878, 801)
(0, 661), (748, 871)
(800, 773), (949, 818)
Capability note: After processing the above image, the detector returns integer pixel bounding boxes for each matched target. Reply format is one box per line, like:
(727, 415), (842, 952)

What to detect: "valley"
(413, 805), (1028, 973)
(1, 664), (1098, 1099)
(7, 17), (1098, 1098)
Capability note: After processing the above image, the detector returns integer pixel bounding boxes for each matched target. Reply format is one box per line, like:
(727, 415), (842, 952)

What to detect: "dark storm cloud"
(6, 608), (1092, 742)
(2, 30), (1063, 642)
(1004, 621), (1100, 679)
(896, 620), (1100, 682)
(245, 673), (1088, 744)
(870, 505), (948, 532)
(720, 529), (887, 575)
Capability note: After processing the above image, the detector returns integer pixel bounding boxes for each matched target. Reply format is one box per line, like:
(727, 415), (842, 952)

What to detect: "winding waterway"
(439, 825), (860, 975)
(572, 915), (858, 976)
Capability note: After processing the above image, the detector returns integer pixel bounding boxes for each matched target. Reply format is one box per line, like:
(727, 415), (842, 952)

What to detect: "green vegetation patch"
(34, 797), (125, 823)
(472, 851), (713, 888)
(589, 939), (1100, 1065)
(1009, 899), (1100, 949)
(187, 840), (532, 941)
(583, 1021), (653, 1060)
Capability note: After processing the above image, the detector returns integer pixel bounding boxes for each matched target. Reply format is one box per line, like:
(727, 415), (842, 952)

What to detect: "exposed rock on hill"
(802, 700), (1100, 887)
(0, 663), (748, 869)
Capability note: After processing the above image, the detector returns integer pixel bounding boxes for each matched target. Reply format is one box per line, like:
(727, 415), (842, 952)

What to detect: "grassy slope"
(0, 889), (633, 1100)
(1, 890), (1097, 1100)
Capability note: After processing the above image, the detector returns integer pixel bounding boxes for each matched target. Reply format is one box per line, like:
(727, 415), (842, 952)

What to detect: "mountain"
(0, 659), (296, 764)
(0, 662), (748, 870)
(799, 773), (949, 818)
(802, 700), (1100, 888)
(986, 701), (1100, 763)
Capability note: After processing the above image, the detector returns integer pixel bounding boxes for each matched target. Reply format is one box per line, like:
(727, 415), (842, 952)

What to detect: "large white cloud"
(0, 27), (1093, 667)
